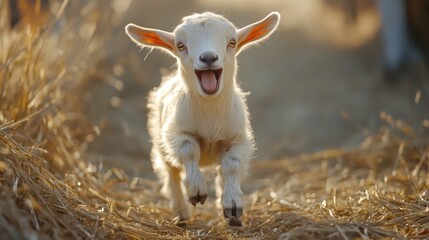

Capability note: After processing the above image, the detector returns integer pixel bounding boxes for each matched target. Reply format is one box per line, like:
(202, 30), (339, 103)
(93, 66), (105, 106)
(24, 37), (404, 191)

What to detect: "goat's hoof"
(223, 206), (243, 218)
(189, 193), (207, 206)
(228, 217), (242, 227)
(177, 220), (187, 228)
(200, 194), (207, 204)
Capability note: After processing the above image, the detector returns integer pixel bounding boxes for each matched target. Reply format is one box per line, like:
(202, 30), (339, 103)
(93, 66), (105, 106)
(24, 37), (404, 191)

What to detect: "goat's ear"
(125, 23), (175, 55)
(236, 12), (280, 54)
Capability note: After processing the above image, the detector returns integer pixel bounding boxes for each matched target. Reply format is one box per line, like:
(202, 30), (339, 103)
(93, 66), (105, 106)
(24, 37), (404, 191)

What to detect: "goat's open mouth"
(195, 68), (222, 95)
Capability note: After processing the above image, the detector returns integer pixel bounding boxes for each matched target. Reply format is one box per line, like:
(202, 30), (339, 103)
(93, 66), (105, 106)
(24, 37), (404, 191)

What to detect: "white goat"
(125, 12), (280, 226)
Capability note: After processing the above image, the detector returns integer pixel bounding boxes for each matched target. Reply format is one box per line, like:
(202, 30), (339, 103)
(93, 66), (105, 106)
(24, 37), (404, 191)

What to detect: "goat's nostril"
(199, 52), (218, 66)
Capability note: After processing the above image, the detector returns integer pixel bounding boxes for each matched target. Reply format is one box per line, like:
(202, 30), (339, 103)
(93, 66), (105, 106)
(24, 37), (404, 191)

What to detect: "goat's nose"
(199, 52), (218, 66)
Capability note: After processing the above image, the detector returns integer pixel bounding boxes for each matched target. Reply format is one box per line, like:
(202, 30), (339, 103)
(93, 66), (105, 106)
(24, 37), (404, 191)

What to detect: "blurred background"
(9, 0), (428, 176)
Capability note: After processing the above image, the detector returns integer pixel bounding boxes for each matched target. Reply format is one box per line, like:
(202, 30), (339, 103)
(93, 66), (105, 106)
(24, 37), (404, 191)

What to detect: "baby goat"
(125, 12), (280, 226)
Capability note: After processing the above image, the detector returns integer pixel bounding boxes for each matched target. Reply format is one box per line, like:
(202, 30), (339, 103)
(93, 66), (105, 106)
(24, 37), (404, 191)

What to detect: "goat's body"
(148, 73), (254, 220)
(126, 11), (279, 225)
(148, 72), (253, 174)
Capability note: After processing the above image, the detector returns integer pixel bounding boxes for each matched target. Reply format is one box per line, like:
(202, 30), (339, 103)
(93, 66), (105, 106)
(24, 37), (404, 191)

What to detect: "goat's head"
(126, 12), (280, 98)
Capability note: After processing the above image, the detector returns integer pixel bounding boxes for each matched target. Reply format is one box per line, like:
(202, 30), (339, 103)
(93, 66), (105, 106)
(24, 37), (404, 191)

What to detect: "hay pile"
(1, 1), (428, 239)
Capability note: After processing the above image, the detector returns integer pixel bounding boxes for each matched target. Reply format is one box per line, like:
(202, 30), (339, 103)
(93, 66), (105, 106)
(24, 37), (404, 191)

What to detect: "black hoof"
(223, 202), (243, 220)
(177, 221), (187, 228)
(223, 203), (243, 218)
(189, 193), (208, 206)
(223, 208), (243, 218)
(228, 217), (242, 227)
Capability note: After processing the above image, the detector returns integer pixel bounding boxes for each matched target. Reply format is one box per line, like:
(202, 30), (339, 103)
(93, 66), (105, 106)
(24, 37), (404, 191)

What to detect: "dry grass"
(1, 1), (429, 239)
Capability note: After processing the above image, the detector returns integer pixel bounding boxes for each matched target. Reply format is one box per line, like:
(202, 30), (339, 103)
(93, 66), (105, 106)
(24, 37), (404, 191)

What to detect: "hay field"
(1, 1), (428, 239)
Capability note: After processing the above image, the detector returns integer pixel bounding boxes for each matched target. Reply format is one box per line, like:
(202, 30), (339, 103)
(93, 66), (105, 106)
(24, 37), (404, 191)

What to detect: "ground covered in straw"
(1, 1), (428, 239)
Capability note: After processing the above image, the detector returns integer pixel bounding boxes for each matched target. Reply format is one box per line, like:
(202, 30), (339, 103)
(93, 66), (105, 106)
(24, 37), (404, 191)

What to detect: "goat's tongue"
(201, 71), (217, 92)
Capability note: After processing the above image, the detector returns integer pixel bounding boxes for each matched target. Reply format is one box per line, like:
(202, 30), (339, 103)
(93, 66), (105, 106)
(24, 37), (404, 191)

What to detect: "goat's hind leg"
(166, 167), (191, 221)
(154, 153), (190, 221)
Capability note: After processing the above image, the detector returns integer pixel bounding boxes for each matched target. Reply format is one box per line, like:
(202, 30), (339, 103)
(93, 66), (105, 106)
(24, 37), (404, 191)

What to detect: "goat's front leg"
(176, 135), (207, 206)
(219, 139), (251, 226)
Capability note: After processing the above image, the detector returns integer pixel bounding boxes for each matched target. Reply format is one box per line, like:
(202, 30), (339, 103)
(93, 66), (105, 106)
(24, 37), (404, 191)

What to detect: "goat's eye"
(177, 42), (186, 51)
(228, 39), (236, 48)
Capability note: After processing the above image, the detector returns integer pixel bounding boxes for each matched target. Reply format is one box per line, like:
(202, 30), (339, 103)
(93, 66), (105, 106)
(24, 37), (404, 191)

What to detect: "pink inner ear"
(238, 21), (270, 49)
(138, 31), (173, 51)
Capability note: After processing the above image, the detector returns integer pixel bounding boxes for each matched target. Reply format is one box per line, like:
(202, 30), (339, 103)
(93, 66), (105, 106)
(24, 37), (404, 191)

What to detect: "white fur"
(126, 12), (280, 221)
